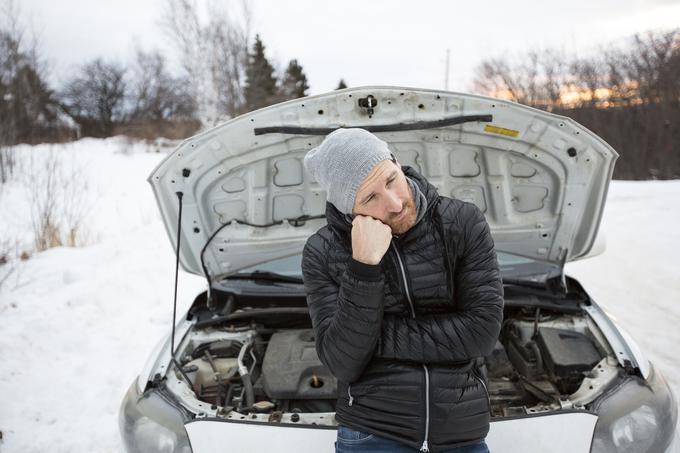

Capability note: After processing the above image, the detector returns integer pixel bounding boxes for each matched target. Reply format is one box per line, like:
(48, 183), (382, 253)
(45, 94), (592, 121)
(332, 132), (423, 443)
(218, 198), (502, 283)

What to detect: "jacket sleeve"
(301, 235), (385, 383)
(375, 202), (504, 364)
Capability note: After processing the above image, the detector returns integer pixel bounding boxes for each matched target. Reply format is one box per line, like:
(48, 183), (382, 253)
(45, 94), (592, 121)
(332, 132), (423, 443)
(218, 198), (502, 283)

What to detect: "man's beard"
(388, 197), (416, 235)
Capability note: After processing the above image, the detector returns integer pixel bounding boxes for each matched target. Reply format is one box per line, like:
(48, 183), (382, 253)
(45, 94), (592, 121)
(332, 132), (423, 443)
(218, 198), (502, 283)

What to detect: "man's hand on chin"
(351, 215), (392, 265)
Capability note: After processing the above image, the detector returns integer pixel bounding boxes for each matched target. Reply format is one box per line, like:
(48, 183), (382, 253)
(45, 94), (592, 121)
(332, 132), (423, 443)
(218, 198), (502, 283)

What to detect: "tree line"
(0, 0), (349, 183)
(1, 0), (677, 181)
(471, 28), (680, 180)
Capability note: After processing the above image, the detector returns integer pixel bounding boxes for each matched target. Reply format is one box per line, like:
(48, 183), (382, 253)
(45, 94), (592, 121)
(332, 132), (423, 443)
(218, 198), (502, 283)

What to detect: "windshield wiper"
(195, 307), (310, 328)
(223, 270), (303, 284)
(502, 276), (549, 289)
(503, 273), (582, 303)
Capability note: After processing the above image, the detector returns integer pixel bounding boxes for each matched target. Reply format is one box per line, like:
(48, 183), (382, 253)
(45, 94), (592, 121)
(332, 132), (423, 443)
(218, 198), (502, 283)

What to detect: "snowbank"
(0, 137), (205, 452)
(566, 180), (680, 397)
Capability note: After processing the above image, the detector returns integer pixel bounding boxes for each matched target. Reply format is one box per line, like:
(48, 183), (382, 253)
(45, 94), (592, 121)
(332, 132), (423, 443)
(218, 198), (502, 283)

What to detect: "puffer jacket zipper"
(472, 369), (491, 415)
(391, 239), (430, 453)
(348, 383), (354, 406)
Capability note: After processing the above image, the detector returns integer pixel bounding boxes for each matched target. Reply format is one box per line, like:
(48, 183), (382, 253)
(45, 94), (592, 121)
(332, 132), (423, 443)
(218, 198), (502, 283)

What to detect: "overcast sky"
(16, 0), (680, 94)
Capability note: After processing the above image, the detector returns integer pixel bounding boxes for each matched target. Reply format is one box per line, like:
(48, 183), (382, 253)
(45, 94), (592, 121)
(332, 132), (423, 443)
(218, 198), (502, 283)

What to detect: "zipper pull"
(420, 440), (429, 452)
(348, 384), (354, 406)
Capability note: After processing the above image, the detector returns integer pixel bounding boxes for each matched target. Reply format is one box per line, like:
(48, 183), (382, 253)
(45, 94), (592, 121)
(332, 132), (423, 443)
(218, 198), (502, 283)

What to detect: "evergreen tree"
(243, 34), (278, 112)
(0, 31), (59, 146)
(336, 78), (348, 90)
(280, 59), (309, 100)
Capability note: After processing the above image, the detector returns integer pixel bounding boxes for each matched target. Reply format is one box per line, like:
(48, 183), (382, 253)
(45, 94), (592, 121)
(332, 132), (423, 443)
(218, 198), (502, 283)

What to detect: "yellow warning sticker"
(483, 124), (520, 138)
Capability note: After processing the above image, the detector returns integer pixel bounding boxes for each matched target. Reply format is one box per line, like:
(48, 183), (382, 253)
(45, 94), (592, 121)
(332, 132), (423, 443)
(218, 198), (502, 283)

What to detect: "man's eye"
(386, 178), (395, 186)
(364, 195), (374, 204)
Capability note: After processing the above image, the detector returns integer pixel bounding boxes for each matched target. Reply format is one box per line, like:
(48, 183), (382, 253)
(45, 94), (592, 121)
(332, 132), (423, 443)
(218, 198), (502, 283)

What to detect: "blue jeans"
(335, 425), (491, 453)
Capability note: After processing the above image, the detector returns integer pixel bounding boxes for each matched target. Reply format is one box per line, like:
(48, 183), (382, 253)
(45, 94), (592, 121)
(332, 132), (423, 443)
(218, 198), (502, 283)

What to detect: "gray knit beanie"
(303, 128), (394, 214)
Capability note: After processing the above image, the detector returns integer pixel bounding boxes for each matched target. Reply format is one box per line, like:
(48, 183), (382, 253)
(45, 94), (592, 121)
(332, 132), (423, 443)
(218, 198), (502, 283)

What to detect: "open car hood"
(148, 86), (618, 279)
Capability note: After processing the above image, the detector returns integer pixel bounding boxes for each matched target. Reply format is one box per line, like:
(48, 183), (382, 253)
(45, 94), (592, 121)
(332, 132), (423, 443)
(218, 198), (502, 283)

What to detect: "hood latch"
(358, 95), (378, 118)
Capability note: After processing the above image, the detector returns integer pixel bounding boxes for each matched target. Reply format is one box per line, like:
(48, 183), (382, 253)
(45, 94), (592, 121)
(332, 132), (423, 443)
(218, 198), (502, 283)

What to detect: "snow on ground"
(0, 138), (205, 452)
(565, 179), (680, 397)
(0, 138), (679, 452)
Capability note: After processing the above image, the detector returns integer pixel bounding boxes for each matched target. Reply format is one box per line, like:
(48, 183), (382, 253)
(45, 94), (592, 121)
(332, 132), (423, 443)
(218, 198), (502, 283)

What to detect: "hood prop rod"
(170, 191), (193, 387)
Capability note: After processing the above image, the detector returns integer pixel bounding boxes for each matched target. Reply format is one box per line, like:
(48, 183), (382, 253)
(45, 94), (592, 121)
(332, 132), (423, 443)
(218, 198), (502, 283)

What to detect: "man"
(301, 128), (503, 453)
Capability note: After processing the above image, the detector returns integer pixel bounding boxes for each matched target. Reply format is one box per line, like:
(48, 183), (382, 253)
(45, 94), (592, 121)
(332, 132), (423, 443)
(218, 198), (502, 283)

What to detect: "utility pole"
(444, 48), (450, 90)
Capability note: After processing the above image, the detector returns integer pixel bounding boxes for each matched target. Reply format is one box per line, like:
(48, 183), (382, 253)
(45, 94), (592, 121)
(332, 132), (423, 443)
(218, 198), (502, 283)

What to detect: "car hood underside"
(148, 86), (618, 278)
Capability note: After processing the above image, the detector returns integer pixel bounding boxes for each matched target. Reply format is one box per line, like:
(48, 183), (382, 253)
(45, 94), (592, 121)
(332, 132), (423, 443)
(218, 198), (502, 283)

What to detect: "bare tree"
(61, 58), (127, 137)
(22, 146), (92, 251)
(23, 149), (61, 251)
(568, 56), (602, 107)
(626, 30), (679, 105)
(209, 2), (251, 117)
(472, 49), (574, 110)
(471, 52), (542, 106)
(128, 47), (195, 121)
(161, 0), (251, 126)
(60, 155), (91, 247)
(471, 28), (680, 180)
(541, 49), (568, 110)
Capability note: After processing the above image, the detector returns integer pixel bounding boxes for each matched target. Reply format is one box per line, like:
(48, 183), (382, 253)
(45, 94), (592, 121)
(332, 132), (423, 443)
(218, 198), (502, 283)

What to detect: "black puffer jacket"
(301, 165), (504, 452)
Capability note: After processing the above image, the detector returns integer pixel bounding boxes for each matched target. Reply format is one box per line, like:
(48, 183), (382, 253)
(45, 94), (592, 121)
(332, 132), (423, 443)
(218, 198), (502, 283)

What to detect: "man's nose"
(386, 191), (403, 213)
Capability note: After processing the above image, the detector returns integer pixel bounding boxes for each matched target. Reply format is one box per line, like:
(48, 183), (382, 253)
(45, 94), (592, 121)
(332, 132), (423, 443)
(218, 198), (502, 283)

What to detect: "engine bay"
(163, 288), (624, 424)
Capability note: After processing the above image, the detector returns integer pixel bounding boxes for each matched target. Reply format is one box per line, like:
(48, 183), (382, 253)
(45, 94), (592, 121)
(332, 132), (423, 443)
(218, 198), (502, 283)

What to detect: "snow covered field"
(0, 138), (678, 452)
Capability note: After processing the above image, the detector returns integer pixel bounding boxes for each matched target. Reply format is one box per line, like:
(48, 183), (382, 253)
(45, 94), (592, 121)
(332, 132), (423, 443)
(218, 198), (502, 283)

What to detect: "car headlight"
(119, 378), (193, 453)
(590, 363), (678, 453)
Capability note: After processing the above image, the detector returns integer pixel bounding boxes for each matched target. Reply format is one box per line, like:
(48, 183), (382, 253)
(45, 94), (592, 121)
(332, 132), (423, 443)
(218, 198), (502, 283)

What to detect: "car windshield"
(235, 250), (554, 280)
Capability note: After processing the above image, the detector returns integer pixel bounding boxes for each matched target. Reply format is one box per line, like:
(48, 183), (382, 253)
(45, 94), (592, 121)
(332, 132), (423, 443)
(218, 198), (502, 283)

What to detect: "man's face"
(351, 159), (416, 235)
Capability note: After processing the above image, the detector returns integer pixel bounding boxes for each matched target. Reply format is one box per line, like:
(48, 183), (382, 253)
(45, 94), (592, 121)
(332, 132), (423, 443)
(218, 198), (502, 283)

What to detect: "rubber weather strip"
(253, 114), (493, 136)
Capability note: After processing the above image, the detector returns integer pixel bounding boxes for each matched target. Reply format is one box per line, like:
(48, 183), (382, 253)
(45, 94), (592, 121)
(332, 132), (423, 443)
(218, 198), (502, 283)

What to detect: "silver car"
(119, 86), (679, 453)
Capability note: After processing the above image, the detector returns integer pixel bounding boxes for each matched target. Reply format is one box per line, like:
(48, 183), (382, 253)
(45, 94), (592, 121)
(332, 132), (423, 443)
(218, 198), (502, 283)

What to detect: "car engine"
(176, 325), (338, 415)
(167, 297), (621, 424)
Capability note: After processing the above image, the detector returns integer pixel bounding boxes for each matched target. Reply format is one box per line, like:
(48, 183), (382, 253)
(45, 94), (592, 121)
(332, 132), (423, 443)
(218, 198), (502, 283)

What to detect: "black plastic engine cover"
(262, 329), (338, 400)
(536, 327), (601, 378)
